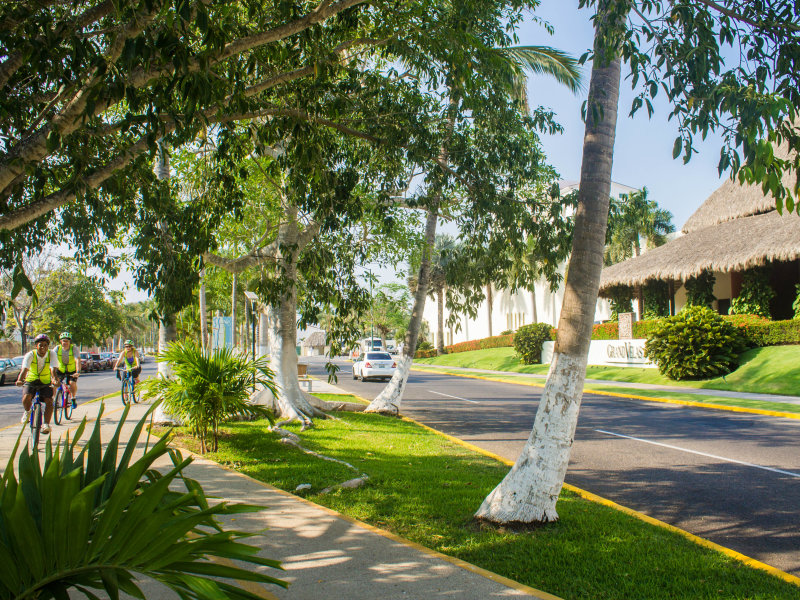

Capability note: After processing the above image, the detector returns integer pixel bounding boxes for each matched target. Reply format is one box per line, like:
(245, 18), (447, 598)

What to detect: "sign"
(618, 312), (634, 340)
(212, 316), (233, 350)
(541, 339), (655, 368)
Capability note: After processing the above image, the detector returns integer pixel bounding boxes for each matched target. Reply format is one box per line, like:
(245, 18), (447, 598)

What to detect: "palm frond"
(502, 45), (584, 96)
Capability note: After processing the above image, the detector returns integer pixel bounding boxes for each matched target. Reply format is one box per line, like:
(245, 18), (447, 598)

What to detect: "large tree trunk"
(366, 206), (438, 415)
(486, 283), (493, 336)
(252, 273), (325, 428)
(199, 268), (208, 349)
(475, 5), (624, 524)
(436, 287), (445, 354)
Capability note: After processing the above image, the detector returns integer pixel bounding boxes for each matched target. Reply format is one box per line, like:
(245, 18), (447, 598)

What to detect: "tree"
(427, 235), (457, 353)
(0, 251), (56, 352)
(34, 265), (122, 347)
(605, 187), (674, 265)
(370, 283), (412, 350)
(476, 0), (800, 526)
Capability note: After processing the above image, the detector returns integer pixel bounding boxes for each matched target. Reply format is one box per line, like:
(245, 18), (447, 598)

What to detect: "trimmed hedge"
(445, 334), (515, 355)
(590, 319), (663, 340)
(414, 348), (439, 359)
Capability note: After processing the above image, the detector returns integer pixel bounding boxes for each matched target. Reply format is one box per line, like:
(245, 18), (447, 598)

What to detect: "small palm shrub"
(0, 403), (286, 599)
(793, 283), (800, 319)
(729, 267), (774, 318)
(143, 343), (277, 452)
(644, 306), (745, 380)
(514, 323), (554, 364)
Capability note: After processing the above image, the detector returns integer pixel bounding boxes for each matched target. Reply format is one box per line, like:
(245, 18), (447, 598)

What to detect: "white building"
(422, 181), (640, 347)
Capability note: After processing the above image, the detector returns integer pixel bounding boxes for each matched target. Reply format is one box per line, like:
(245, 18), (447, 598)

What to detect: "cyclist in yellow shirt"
(113, 340), (141, 383)
(54, 331), (81, 409)
(16, 333), (56, 435)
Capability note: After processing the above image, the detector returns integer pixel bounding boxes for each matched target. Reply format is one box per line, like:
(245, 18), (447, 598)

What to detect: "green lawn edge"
(177, 406), (800, 600)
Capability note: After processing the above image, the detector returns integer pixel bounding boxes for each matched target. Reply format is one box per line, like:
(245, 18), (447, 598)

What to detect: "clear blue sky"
(521, 0), (727, 230)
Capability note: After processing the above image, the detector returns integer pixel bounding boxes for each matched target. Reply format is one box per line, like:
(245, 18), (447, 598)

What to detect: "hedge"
(590, 319), (663, 340)
(445, 333), (515, 354)
(414, 348), (439, 359)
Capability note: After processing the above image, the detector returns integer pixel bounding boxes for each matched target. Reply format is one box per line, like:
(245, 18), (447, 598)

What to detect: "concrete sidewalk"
(412, 364), (800, 406)
(0, 395), (560, 600)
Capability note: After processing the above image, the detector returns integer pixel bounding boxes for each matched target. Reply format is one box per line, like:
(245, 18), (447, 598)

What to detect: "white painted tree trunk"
(251, 286), (325, 427)
(366, 206), (438, 415)
(475, 5), (624, 524)
(154, 315), (180, 425)
(257, 311), (269, 357)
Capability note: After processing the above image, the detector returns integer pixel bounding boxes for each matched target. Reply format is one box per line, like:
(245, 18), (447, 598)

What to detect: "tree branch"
(685, 0), (800, 32)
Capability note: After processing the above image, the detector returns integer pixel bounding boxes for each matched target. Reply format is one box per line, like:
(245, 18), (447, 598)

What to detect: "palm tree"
(605, 187), (674, 265)
(477, 0), (628, 525)
(429, 234), (457, 353)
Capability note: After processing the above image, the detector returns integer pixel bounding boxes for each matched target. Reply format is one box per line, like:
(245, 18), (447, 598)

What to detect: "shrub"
(684, 270), (716, 308)
(644, 306), (746, 380)
(729, 267), (775, 318)
(793, 284), (800, 319)
(733, 318), (800, 347)
(0, 404), (286, 599)
(514, 323), (554, 364)
(643, 280), (670, 319)
(591, 319), (663, 340)
(143, 342), (276, 452)
(604, 284), (634, 321)
(443, 333), (515, 355)
(417, 340), (433, 351)
(415, 348), (439, 359)
(500, 329), (514, 335)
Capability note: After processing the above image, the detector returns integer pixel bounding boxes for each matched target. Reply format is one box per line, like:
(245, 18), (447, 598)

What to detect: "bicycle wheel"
(29, 404), (42, 451)
(64, 390), (74, 420)
(121, 377), (129, 405)
(53, 389), (63, 425)
(130, 378), (138, 404)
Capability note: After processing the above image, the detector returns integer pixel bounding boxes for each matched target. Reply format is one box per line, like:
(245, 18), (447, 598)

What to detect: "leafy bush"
(442, 333), (515, 355)
(793, 284), (800, 319)
(415, 348), (439, 359)
(604, 284), (634, 321)
(0, 404), (286, 599)
(500, 329), (514, 335)
(684, 270), (716, 308)
(513, 323), (554, 364)
(591, 319), (663, 340)
(144, 342), (276, 452)
(643, 280), (670, 319)
(644, 306), (746, 380)
(416, 340), (433, 351)
(734, 318), (800, 347)
(729, 267), (775, 318)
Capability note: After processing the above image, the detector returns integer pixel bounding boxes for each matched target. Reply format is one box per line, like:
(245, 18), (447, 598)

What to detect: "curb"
(410, 366), (800, 420)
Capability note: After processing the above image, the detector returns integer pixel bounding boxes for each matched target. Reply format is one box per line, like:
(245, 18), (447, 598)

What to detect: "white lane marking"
(595, 429), (800, 479)
(428, 390), (479, 404)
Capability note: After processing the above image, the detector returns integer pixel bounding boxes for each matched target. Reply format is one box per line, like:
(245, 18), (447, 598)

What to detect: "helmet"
(124, 339), (134, 347)
(59, 331), (72, 340)
(33, 333), (50, 344)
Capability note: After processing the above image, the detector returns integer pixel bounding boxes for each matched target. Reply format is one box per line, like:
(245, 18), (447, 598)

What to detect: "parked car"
(80, 352), (97, 372)
(352, 352), (397, 382)
(0, 357), (21, 385)
(99, 352), (116, 369)
(89, 353), (109, 370)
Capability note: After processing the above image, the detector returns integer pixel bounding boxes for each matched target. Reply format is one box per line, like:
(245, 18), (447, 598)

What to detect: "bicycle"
(53, 373), (75, 424)
(27, 388), (44, 451)
(117, 369), (138, 405)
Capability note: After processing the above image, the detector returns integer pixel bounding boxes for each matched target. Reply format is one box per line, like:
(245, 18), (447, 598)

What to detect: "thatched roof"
(301, 331), (327, 347)
(600, 209), (800, 289)
(682, 139), (795, 233)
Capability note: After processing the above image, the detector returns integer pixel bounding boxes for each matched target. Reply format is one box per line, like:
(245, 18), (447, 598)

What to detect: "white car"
(352, 352), (397, 382)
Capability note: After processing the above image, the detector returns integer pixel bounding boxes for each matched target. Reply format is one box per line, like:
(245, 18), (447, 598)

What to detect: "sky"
(109, 1), (733, 301)
(520, 1), (727, 230)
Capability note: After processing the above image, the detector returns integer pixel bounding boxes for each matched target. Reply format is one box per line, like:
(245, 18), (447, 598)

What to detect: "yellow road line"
(411, 367), (800, 420)
(401, 413), (800, 587)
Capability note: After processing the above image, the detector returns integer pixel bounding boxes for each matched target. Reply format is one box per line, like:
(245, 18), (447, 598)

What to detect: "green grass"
(174, 411), (800, 600)
(415, 346), (800, 397)
(312, 392), (369, 405)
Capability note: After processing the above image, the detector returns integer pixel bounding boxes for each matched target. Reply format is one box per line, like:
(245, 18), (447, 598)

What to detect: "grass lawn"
(172, 402), (799, 600)
(415, 346), (800, 397)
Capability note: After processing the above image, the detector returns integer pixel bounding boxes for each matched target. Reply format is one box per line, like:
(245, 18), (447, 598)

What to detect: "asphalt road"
(307, 356), (800, 577)
(0, 362), (158, 430)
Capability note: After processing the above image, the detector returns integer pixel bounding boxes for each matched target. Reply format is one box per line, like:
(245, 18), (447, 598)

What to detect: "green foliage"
(446, 333), (516, 355)
(644, 306), (745, 380)
(0, 403), (285, 600)
(684, 271), (716, 309)
(33, 264), (121, 346)
(415, 348), (439, 359)
(605, 188), (674, 265)
(500, 329), (514, 335)
(370, 283), (412, 343)
(643, 280), (670, 319)
(604, 285), (634, 321)
(513, 323), (554, 365)
(591, 319), (663, 341)
(143, 343), (276, 452)
(728, 317), (800, 347)
(729, 268), (775, 318)
(794, 284), (800, 319)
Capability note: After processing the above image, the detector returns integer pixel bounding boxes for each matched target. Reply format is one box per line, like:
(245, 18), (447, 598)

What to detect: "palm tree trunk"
(486, 284), (493, 336)
(476, 2), (626, 524)
(231, 273), (237, 348)
(436, 287), (445, 353)
(199, 268), (208, 349)
(530, 286), (538, 323)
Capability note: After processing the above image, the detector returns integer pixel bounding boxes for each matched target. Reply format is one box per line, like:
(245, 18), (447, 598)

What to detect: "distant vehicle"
(90, 353), (110, 370)
(0, 358), (21, 385)
(80, 352), (97, 372)
(352, 352), (397, 382)
(350, 337), (395, 359)
(100, 352), (116, 369)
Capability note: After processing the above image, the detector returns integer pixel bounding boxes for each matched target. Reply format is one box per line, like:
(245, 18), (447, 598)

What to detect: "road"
(0, 362), (158, 430)
(306, 356), (800, 577)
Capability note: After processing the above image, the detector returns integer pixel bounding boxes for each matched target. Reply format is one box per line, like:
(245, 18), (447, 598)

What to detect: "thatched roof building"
(600, 151), (800, 317)
(301, 331), (327, 348)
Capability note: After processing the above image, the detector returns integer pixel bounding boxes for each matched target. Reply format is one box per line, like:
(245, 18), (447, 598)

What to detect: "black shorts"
(55, 370), (77, 382)
(22, 381), (54, 400)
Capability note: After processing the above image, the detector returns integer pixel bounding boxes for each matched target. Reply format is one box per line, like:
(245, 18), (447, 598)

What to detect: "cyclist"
(15, 333), (56, 435)
(54, 331), (81, 409)
(114, 340), (141, 384)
